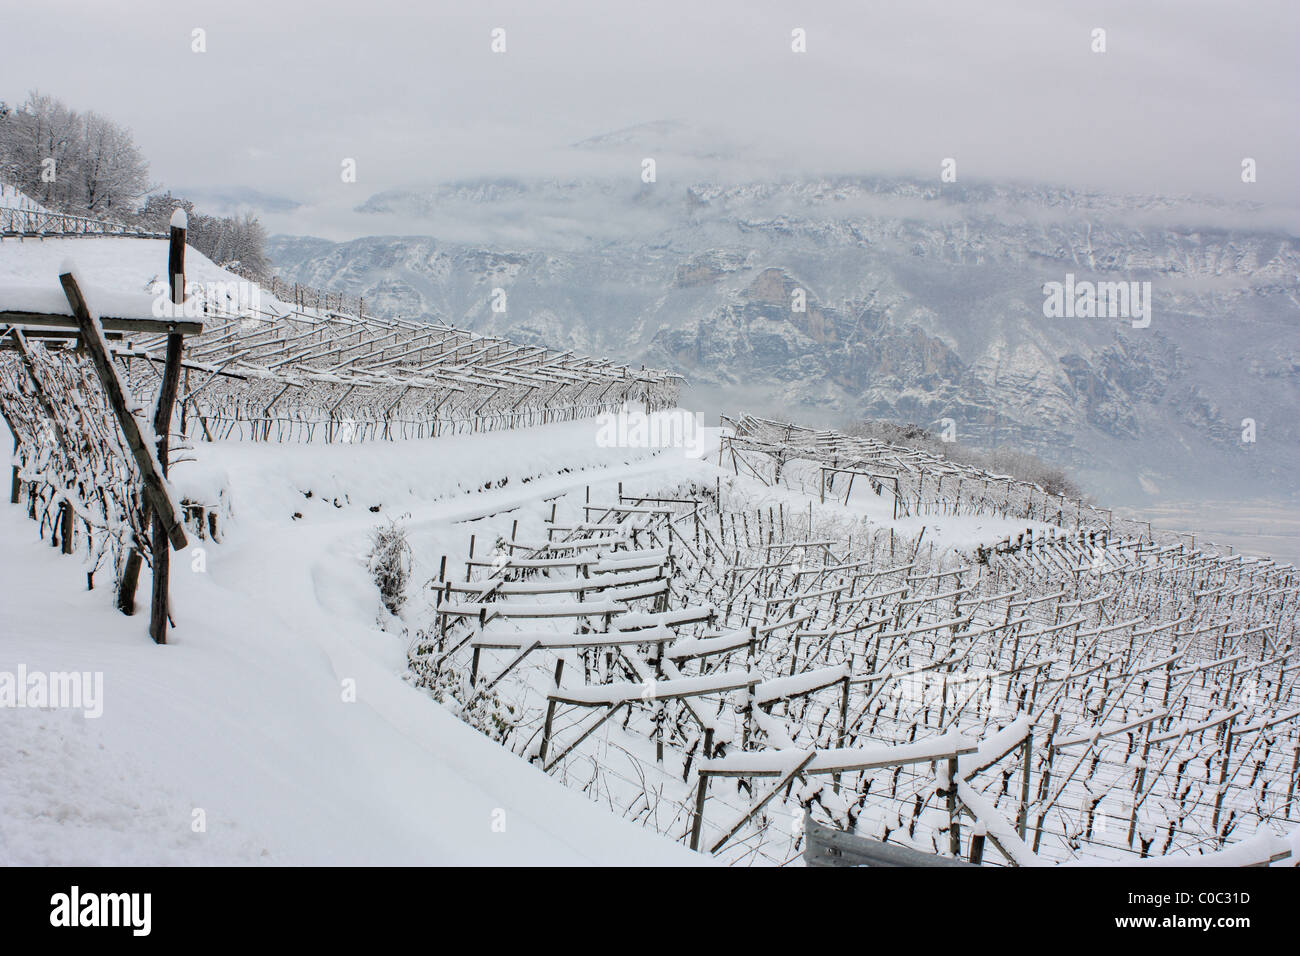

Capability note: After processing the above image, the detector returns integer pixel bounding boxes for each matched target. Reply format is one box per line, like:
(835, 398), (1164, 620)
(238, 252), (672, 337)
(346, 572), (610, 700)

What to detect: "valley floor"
(1117, 498), (1300, 567)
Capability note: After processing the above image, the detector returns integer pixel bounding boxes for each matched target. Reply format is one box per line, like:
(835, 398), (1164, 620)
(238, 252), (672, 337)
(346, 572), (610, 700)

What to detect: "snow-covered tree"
(0, 91), (150, 217)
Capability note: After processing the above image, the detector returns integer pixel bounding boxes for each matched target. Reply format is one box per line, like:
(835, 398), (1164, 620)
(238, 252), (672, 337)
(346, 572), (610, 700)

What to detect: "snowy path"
(0, 428), (711, 865)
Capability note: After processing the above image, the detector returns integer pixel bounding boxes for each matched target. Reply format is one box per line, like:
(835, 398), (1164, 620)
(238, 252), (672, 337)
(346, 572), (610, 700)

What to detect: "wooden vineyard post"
(469, 607), (487, 686)
(834, 659), (852, 794)
(149, 211), (188, 644)
(59, 500), (74, 554)
(690, 727), (715, 852)
(654, 642), (665, 764)
(1211, 713), (1236, 840)
(1287, 744), (1299, 820)
(5, 418), (18, 504)
(117, 512), (146, 611)
(1128, 722), (1153, 848)
(947, 755), (961, 857)
(1032, 713), (1060, 853)
(1016, 728), (1033, 840)
(969, 823), (986, 865)
(538, 658), (565, 766)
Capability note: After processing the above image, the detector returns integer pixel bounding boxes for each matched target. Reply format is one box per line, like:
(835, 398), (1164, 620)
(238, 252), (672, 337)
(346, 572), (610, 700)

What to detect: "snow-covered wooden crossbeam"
(437, 599), (625, 620)
(699, 728), (977, 778)
(667, 628), (755, 661)
(615, 605), (715, 631)
(549, 670), (762, 707)
(470, 627), (679, 651)
(0, 283), (202, 337)
(550, 662), (848, 713)
(505, 536), (627, 553)
(441, 565), (662, 596)
(593, 547), (670, 565)
(754, 664), (850, 706)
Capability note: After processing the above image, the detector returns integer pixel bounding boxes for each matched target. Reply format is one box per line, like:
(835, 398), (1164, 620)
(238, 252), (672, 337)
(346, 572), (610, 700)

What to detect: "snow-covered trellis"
(720, 414), (1115, 531)
(413, 473), (1300, 866)
(1, 225), (681, 643)
(114, 298), (681, 446)
(0, 219), (198, 642)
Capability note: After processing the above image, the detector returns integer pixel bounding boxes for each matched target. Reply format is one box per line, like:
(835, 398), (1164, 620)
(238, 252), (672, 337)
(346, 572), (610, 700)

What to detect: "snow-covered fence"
(0, 205), (164, 240)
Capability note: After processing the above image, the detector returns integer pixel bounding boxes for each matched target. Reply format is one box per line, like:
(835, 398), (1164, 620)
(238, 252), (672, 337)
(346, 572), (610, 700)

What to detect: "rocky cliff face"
(267, 173), (1300, 505)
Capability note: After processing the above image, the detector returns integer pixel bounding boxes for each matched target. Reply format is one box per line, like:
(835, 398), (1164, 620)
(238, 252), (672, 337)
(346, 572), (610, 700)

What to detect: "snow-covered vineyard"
(0, 234), (679, 596)
(722, 414), (1127, 530)
(1, 222), (1297, 867)
(118, 291), (681, 446)
(416, 431), (1300, 866)
(1, 184), (161, 239)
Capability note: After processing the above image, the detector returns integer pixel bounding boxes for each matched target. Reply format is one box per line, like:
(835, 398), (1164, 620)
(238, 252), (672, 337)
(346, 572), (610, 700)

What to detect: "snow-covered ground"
(0, 424), (720, 865)
(1, 404), (1057, 865)
(11, 221), (1271, 867)
(0, 235), (275, 319)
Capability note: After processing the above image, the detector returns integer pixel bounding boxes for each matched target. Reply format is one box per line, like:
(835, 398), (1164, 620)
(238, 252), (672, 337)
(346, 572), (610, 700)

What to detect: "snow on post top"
(59, 257), (79, 277)
(169, 208), (188, 230)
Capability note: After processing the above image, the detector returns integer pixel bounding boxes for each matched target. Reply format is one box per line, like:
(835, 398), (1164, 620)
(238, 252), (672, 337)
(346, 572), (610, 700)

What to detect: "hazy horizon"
(5, 0), (1298, 239)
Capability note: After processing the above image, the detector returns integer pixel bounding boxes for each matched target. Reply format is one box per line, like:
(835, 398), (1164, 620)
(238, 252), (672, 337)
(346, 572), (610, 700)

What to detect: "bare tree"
(135, 194), (270, 278)
(0, 91), (149, 218)
(77, 111), (150, 216)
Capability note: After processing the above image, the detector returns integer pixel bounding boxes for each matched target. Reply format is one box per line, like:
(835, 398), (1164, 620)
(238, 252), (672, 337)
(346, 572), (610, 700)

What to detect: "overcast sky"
(5, 0), (1297, 237)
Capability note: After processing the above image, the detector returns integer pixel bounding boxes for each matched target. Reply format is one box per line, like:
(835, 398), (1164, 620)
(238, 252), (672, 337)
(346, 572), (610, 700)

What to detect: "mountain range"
(264, 127), (1300, 507)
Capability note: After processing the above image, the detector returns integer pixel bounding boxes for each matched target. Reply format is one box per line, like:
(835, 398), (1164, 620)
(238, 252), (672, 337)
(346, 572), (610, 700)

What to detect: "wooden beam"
(148, 219), (188, 644)
(0, 311), (202, 337)
(58, 271), (187, 552)
(0, 328), (124, 344)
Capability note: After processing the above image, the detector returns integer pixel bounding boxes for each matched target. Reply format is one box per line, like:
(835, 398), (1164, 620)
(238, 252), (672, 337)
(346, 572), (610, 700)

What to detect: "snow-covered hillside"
(1, 405), (1062, 864)
(4, 222), (1297, 869)
(0, 424), (711, 865)
(0, 224), (697, 864)
(0, 235), (274, 310)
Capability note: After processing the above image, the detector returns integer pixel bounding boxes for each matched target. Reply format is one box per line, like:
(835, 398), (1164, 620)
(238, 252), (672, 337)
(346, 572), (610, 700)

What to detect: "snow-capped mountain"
(267, 162), (1300, 506)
